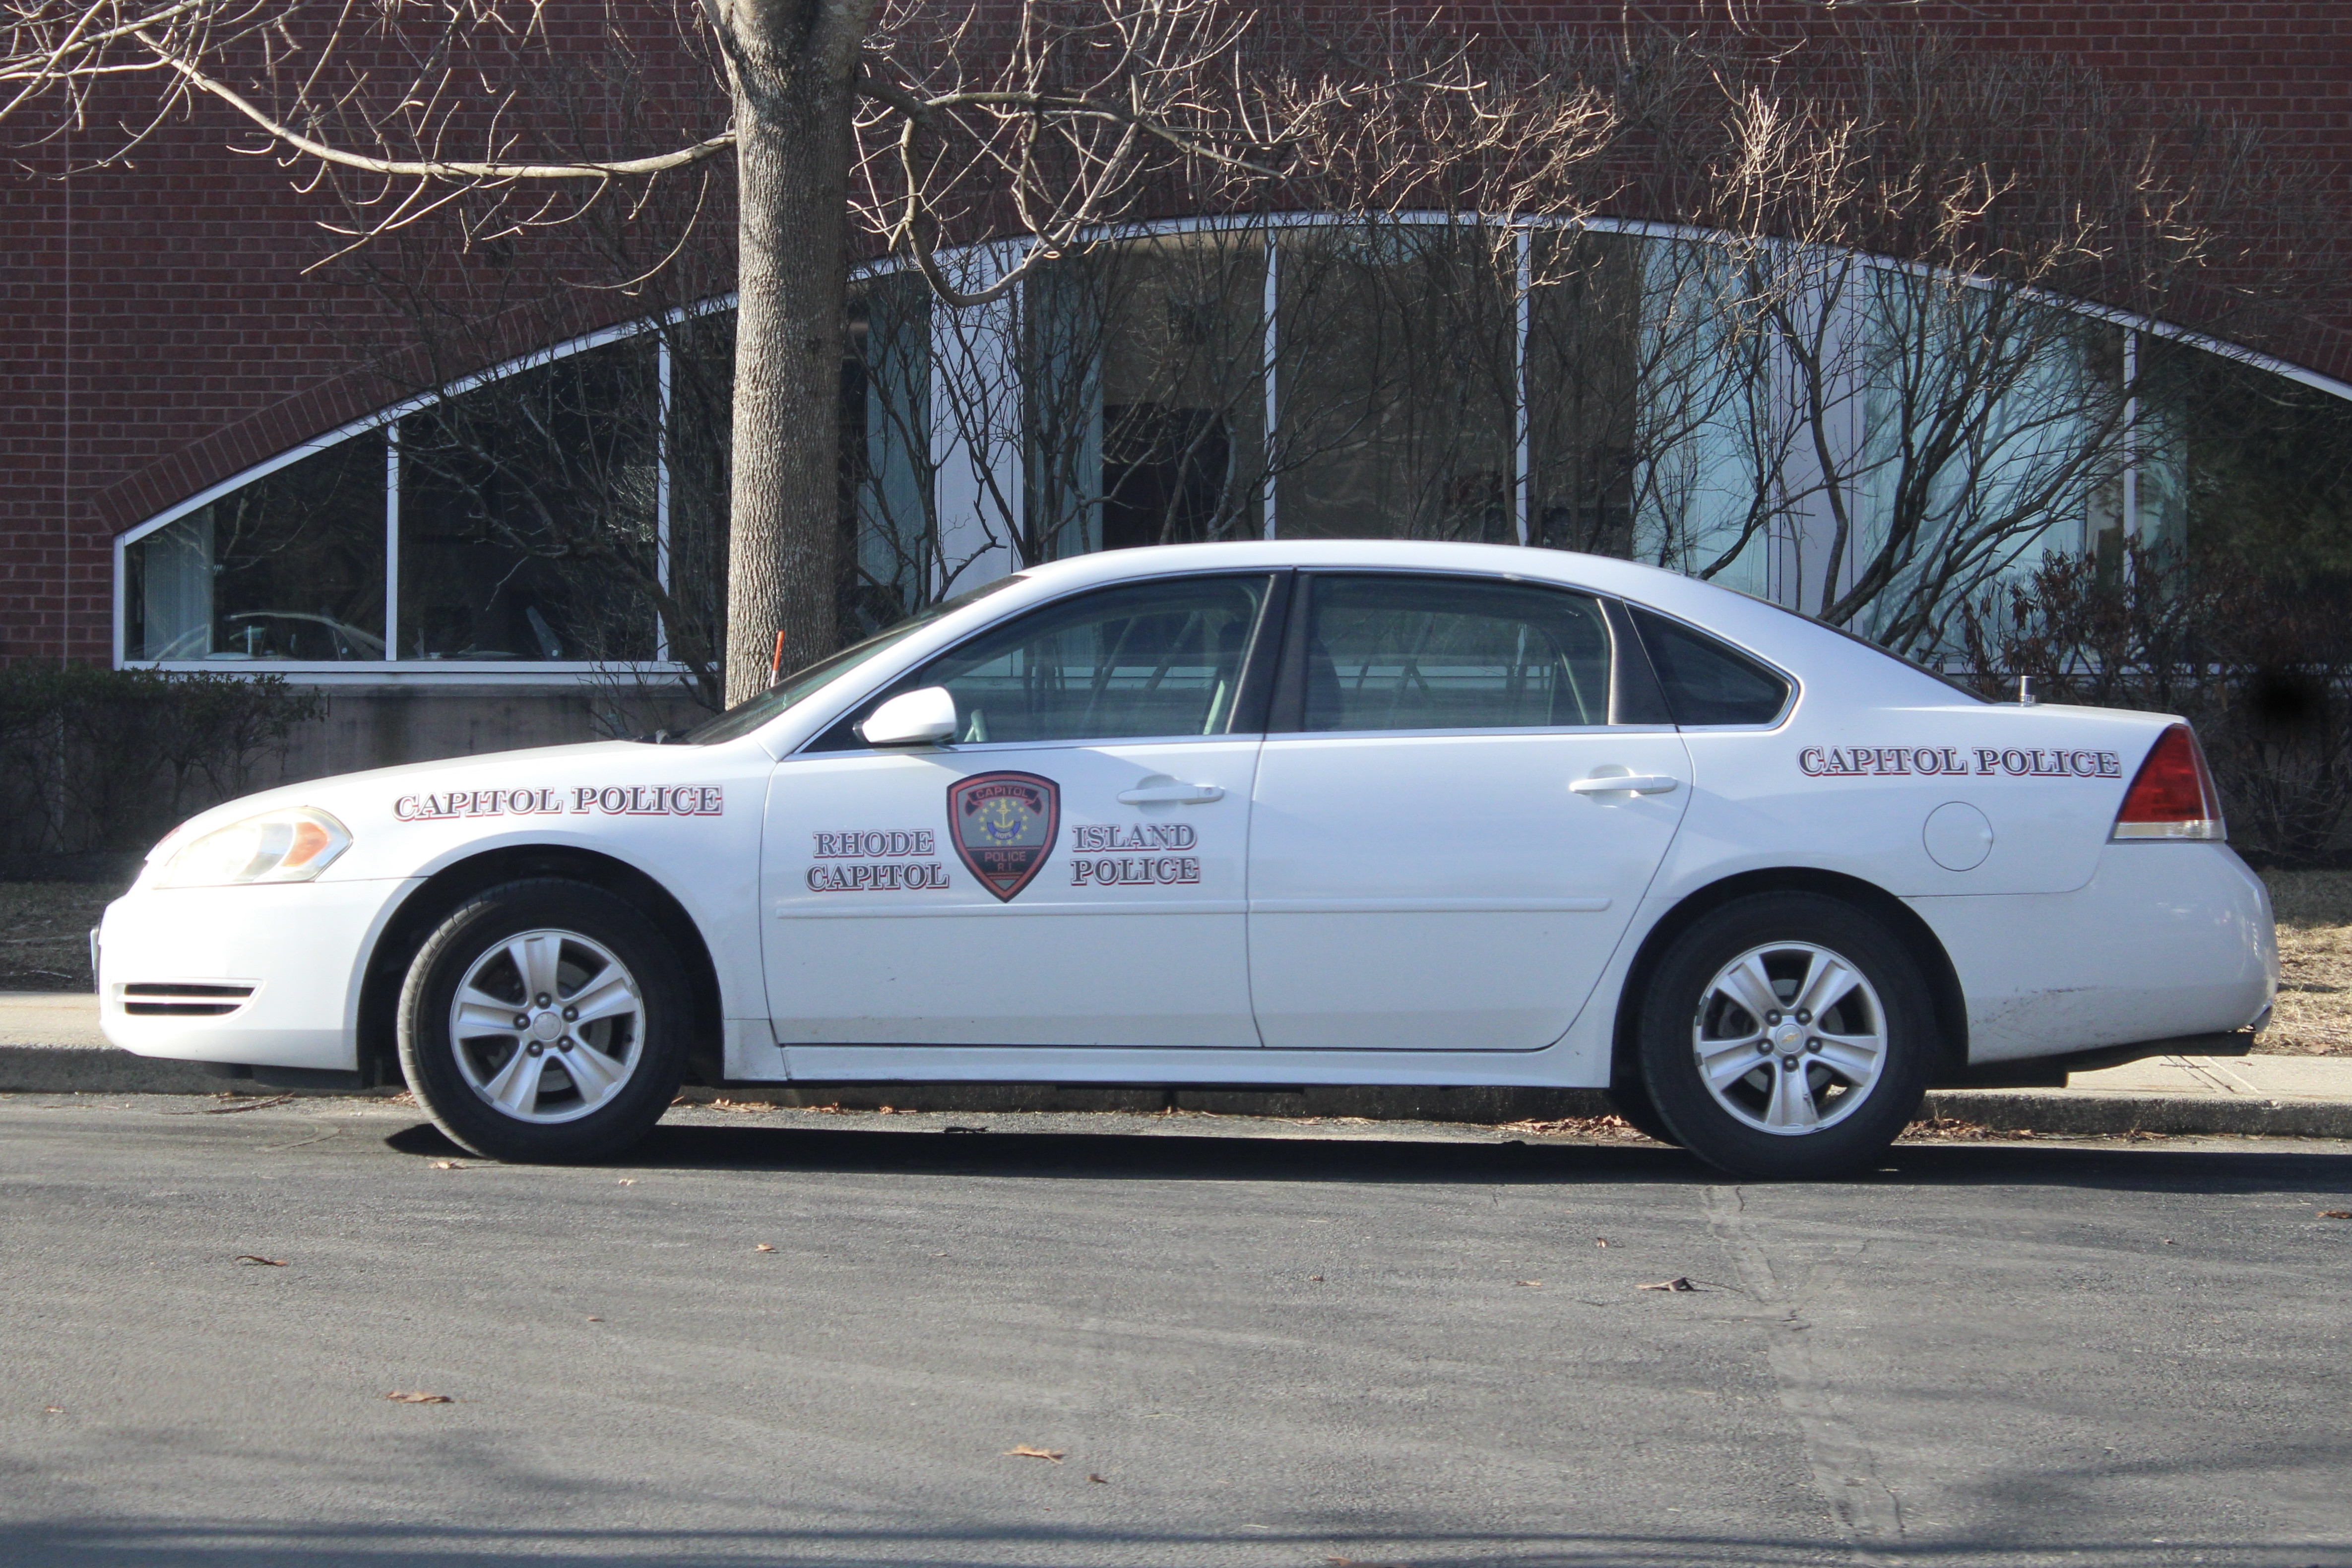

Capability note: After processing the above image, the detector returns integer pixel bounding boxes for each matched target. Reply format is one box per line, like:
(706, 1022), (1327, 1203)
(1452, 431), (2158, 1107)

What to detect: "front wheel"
(1638, 893), (1935, 1180)
(397, 879), (689, 1162)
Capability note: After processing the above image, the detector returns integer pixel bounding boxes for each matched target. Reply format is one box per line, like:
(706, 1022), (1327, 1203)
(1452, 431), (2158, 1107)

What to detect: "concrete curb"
(0, 1046), (237, 1096)
(7, 1044), (2352, 1137)
(1919, 1088), (2352, 1140)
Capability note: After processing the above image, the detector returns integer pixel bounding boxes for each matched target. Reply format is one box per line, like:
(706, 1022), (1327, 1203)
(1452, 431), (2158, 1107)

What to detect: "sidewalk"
(6, 990), (2351, 1137)
(1924, 1052), (2352, 1138)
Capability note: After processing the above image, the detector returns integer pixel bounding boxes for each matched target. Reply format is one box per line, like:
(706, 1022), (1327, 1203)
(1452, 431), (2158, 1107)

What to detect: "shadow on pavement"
(14, 1518), (2342, 1568)
(381, 1119), (2352, 1194)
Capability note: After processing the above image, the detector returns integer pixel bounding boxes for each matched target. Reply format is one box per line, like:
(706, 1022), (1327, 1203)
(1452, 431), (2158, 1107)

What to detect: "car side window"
(1298, 574), (1613, 732)
(1630, 607), (1791, 726)
(871, 574), (1273, 745)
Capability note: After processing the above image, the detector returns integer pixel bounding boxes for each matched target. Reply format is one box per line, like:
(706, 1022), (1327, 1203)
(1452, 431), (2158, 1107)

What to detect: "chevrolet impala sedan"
(97, 541), (2277, 1177)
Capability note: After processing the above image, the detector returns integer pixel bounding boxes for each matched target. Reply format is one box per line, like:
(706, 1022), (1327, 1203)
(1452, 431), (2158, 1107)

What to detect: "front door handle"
(1570, 773), (1681, 796)
(1117, 779), (1226, 805)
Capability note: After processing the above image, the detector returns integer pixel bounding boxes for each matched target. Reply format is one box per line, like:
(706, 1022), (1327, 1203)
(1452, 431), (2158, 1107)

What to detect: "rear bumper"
(96, 878), (415, 1071)
(1910, 842), (2277, 1066)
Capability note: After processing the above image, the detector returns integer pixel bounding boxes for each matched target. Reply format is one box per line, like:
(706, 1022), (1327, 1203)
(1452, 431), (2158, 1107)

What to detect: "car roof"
(1012, 541), (1938, 684)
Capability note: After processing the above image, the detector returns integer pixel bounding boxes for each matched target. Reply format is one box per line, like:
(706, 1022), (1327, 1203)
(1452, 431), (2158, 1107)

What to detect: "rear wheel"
(397, 879), (688, 1162)
(1639, 893), (1933, 1180)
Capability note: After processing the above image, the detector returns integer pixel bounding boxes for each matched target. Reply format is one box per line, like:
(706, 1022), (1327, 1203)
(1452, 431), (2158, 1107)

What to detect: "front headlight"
(155, 807), (352, 888)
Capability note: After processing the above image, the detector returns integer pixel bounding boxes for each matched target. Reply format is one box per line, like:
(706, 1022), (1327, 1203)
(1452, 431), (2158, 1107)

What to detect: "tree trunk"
(723, 32), (859, 707)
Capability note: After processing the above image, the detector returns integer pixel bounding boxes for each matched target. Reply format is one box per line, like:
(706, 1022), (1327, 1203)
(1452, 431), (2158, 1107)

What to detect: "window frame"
(800, 568), (1293, 753)
(1266, 568), (1667, 737)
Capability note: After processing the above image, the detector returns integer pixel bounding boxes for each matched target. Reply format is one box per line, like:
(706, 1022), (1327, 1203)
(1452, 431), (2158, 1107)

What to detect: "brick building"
(3, 3), (2348, 777)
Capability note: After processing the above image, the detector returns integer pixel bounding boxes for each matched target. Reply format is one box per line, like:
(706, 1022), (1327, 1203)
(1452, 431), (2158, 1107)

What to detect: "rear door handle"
(1570, 773), (1680, 796)
(1117, 780), (1226, 805)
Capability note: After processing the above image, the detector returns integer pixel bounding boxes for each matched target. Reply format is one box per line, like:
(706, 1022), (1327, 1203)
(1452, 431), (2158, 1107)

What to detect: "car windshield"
(678, 577), (1026, 745)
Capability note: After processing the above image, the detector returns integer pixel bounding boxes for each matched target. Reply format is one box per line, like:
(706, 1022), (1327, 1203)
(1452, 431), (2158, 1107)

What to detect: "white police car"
(97, 541), (2277, 1177)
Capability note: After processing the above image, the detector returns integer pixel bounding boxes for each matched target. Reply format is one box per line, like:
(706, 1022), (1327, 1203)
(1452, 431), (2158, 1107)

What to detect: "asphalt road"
(1, 1096), (2348, 1568)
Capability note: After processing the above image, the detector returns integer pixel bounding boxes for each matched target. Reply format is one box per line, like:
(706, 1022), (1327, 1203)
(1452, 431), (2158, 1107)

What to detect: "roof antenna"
(2017, 674), (2036, 707)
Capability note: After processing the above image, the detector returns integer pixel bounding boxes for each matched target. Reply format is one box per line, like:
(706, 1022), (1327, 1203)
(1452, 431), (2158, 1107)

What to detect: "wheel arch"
(1609, 868), (1968, 1089)
(356, 846), (725, 1088)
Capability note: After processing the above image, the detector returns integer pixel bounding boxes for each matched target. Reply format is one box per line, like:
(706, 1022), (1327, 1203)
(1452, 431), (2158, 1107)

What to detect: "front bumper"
(97, 878), (417, 1071)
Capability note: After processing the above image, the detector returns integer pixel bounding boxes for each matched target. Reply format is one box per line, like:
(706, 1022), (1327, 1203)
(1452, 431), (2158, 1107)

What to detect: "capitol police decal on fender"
(948, 772), (1060, 902)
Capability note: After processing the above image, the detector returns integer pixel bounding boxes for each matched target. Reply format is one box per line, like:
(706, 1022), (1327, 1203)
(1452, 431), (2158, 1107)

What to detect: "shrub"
(0, 666), (326, 858)
(1957, 546), (2352, 866)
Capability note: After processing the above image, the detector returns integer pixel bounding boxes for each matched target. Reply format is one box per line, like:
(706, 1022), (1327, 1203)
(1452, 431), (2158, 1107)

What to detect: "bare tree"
(0, 0), (1303, 702)
(6, 0), (2334, 687)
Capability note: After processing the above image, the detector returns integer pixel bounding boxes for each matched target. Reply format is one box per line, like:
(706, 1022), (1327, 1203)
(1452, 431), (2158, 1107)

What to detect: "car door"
(763, 572), (1279, 1048)
(1246, 572), (1692, 1051)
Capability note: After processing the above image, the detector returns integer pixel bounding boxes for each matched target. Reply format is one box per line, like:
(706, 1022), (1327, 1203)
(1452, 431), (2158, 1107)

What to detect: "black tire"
(397, 878), (689, 1162)
(1604, 1077), (1681, 1147)
(1638, 892), (1934, 1180)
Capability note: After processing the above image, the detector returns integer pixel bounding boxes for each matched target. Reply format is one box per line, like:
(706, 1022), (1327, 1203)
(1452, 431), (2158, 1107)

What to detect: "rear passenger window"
(1631, 608), (1790, 726)
(1299, 575), (1612, 732)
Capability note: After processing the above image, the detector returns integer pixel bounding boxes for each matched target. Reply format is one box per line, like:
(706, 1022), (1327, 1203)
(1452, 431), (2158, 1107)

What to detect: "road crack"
(1705, 1185), (1904, 1566)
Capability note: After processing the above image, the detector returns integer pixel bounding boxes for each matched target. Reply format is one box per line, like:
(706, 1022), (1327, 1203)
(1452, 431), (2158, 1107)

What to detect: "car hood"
(139, 739), (664, 866)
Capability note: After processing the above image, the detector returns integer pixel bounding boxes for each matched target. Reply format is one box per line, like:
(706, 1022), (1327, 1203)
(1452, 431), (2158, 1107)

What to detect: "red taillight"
(2112, 724), (2225, 841)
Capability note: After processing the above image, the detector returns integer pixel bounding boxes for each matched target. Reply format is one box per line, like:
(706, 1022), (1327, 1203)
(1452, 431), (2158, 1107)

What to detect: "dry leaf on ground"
(1005, 1444), (1065, 1462)
(42, 1406), (63, 1414)
(1494, 1114), (1646, 1139)
(233, 1254), (287, 1267)
(429, 1160), (464, 1170)
(1086, 1473), (1109, 1483)
(1639, 1277), (1697, 1292)
(1514, 1280), (1542, 1287)
(384, 1391), (453, 1404)
(2320, 1210), (2352, 1219)
(754, 1244), (776, 1253)
(1902, 1116), (2005, 1140)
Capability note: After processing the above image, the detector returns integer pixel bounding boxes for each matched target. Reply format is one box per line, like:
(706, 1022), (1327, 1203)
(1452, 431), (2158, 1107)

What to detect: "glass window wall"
(396, 340), (662, 662)
(1273, 225), (1517, 543)
(124, 435), (387, 662)
(119, 218), (2345, 677)
(1023, 232), (1269, 559)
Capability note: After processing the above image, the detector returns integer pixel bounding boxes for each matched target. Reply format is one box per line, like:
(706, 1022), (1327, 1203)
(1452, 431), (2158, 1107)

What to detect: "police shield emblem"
(947, 771), (1060, 902)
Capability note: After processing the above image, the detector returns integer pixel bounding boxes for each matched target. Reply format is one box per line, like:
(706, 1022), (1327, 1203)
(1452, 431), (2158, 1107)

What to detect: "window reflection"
(1023, 234), (1268, 558)
(842, 273), (934, 635)
(396, 342), (660, 661)
(124, 436), (387, 662)
(1302, 575), (1613, 731)
(911, 574), (1269, 743)
(1526, 232), (1640, 557)
(1275, 226), (1516, 543)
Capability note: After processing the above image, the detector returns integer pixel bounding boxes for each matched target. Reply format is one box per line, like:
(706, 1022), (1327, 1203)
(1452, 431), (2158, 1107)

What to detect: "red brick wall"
(4, 1), (2347, 665)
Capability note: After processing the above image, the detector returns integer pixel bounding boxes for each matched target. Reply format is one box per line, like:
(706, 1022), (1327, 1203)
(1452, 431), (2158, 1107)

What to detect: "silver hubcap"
(448, 929), (644, 1124)
(1692, 941), (1887, 1136)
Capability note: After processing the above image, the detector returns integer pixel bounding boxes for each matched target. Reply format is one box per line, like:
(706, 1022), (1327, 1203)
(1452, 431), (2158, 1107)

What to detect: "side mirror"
(858, 686), (958, 747)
